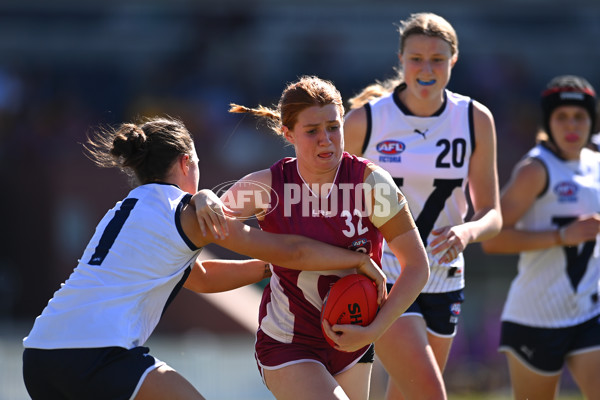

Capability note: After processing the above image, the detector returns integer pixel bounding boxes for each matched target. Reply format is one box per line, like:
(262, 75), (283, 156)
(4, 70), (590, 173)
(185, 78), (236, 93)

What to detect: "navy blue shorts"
(389, 284), (464, 336)
(499, 315), (600, 374)
(23, 346), (163, 400)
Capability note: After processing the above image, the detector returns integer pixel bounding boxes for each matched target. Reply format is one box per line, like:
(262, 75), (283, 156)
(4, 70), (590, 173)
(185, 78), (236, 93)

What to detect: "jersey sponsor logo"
(348, 237), (372, 255)
(414, 128), (429, 139)
(312, 209), (333, 217)
(553, 181), (578, 202)
(448, 266), (463, 278)
(376, 140), (406, 155)
(376, 141), (405, 163)
(519, 345), (535, 360)
(352, 238), (368, 247)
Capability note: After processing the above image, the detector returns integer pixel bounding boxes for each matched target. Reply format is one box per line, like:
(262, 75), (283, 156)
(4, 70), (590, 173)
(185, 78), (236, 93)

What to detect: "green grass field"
(368, 389), (584, 400)
(448, 393), (583, 400)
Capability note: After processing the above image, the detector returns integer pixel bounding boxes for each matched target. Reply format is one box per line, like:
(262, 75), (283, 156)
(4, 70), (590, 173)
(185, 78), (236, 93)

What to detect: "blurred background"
(1, 0), (599, 398)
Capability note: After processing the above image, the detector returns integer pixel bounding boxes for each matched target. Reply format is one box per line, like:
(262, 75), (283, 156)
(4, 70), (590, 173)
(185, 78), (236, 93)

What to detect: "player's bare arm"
(180, 201), (386, 295)
(463, 100), (502, 243)
(482, 157), (561, 253)
(184, 259), (270, 293)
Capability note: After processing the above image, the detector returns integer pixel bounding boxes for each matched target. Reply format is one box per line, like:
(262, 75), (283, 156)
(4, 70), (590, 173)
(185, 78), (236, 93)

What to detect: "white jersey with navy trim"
(361, 88), (473, 293)
(24, 183), (202, 349)
(501, 145), (600, 327)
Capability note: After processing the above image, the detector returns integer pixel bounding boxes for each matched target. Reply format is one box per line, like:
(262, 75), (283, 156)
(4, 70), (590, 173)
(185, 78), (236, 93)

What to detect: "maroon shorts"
(254, 329), (373, 378)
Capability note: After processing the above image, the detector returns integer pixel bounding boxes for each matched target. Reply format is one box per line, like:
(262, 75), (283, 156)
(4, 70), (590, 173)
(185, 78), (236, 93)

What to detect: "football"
(320, 274), (379, 348)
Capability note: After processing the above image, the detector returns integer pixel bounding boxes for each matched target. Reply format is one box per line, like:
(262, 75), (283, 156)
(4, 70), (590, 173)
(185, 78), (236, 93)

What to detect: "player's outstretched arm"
(481, 157), (550, 253)
(184, 259), (271, 293)
(180, 202), (386, 301)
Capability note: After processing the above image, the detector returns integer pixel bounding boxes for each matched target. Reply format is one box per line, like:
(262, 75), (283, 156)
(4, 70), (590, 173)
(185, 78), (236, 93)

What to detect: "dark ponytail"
(84, 117), (195, 186)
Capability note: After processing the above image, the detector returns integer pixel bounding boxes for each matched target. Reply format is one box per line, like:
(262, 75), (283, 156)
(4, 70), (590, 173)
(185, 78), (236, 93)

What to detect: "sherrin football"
(320, 274), (379, 348)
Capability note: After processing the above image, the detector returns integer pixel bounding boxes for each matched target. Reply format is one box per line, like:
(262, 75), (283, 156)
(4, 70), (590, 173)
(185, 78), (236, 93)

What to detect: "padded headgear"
(541, 75), (597, 142)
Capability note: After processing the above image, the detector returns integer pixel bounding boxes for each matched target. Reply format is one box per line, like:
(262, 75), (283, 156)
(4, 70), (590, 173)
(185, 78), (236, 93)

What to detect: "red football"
(320, 274), (379, 348)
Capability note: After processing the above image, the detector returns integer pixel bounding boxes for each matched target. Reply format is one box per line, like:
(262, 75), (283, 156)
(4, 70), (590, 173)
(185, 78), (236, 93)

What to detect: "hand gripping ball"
(320, 274), (378, 347)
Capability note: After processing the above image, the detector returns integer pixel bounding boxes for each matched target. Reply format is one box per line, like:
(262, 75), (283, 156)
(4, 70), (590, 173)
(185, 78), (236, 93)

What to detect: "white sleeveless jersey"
(24, 183), (202, 349)
(501, 145), (600, 327)
(362, 88), (473, 292)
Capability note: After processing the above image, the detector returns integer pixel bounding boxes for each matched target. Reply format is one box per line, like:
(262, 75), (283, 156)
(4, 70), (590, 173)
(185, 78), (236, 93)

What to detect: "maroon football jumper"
(255, 152), (383, 376)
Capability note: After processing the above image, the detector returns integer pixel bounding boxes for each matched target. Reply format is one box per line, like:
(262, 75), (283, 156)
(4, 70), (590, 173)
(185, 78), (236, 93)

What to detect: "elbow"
(477, 209), (503, 242)
(487, 208), (503, 238)
(412, 259), (430, 291)
(402, 260), (429, 300)
(493, 211), (503, 236)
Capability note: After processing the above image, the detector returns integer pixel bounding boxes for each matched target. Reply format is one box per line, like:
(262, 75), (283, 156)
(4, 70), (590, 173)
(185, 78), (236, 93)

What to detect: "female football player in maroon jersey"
(207, 75), (429, 400)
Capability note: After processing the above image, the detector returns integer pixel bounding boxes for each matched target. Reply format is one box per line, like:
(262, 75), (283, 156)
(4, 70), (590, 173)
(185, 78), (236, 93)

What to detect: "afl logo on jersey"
(553, 181), (578, 202)
(376, 140), (405, 155)
(376, 140), (405, 163)
(349, 238), (372, 255)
